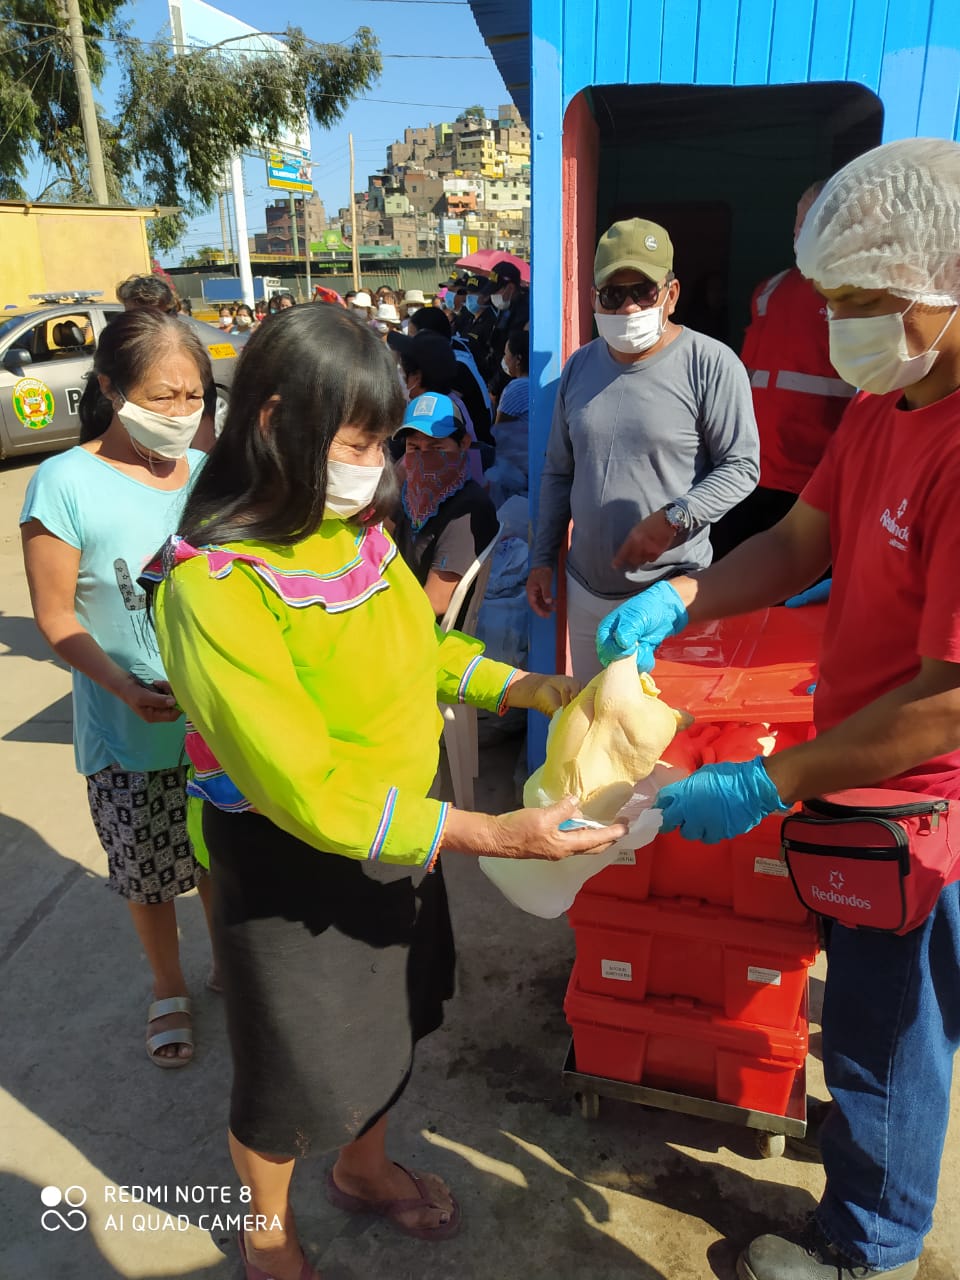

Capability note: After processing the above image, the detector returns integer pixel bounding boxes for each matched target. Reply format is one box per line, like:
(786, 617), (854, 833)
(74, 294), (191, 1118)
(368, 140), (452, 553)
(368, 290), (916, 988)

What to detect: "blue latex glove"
(655, 756), (790, 844)
(596, 580), (689, 673)
(785, 578), (831, 608)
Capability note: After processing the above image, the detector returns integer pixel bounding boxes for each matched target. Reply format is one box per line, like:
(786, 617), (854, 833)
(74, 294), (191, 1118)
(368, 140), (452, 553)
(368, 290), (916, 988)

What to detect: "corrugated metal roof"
(467, 1), (531, 124)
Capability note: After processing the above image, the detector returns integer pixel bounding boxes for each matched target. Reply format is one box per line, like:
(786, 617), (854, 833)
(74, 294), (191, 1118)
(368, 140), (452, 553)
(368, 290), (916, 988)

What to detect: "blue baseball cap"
(399, 393), (460, 438)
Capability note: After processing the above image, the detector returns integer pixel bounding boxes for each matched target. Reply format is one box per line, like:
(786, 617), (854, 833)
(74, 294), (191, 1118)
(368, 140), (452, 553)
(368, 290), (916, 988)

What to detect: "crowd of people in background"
(202, 270), (531, 439)
(185, 265), (533, 618)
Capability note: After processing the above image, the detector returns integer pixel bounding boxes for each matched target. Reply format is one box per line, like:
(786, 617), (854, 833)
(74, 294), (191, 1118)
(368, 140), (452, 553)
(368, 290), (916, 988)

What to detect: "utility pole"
(63, 0), (109, 204)
(218, 191), (231, 265)
(303, 194), (313, 301)
(289, 191), (300, 297)
(349, 132), (361, 291)
(224, 185), (236, 264)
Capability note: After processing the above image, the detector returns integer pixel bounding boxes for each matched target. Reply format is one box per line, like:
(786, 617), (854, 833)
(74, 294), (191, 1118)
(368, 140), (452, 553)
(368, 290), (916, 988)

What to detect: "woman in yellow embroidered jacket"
(146, 304), (625, 1280)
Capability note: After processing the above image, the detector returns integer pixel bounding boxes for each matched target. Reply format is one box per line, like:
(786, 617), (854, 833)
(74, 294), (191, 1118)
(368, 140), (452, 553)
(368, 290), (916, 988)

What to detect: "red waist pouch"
(781, 789), (956, 934)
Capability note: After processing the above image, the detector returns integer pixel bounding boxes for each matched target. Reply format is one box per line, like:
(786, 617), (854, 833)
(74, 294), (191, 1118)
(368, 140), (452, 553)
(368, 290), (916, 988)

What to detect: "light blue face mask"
(465, 294), (481, 315)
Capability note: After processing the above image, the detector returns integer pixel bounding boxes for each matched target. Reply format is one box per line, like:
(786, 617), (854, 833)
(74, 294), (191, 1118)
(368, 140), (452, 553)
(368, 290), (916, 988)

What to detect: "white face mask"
(500, 356), (511, 375)
(490, 292), (507, 311)
(828, 303), (958, 395)
(116, 395), (203, 459)
(236, 314), (252, 328)
(219, 315), (232, 328)
(596, 302), (665, 354)
(324, 458), (384, 519)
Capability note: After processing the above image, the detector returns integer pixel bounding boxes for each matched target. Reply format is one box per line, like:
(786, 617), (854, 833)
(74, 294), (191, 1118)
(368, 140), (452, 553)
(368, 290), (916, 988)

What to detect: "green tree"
(0, 0), (125, 198)
(0, 4), (381, 251)
(180, 246), (221, 267)
(457, 104), (486, 123)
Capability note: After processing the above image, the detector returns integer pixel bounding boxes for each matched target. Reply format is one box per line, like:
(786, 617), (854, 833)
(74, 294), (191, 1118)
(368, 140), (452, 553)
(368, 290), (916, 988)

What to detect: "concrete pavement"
(2, 455), (958, 1279)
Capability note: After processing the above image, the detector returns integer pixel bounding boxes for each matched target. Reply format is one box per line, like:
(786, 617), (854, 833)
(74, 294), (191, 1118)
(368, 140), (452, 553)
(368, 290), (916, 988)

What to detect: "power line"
(0, 46), (54, 151)
(2, 20), (491, 59)
(32, 49), (66, 201)
(2, 19), (62, 31)
(105, 33), (492, 60)
(4, 32), (63, 52)
(384, 53), (491, 59)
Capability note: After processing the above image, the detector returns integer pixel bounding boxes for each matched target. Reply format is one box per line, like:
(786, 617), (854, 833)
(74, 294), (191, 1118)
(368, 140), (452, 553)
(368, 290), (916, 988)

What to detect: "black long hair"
(506, 326), (529, 372)
(176, 303), (404, 548)
(409, 306), (451, 338)
(78, 309), (212, 443)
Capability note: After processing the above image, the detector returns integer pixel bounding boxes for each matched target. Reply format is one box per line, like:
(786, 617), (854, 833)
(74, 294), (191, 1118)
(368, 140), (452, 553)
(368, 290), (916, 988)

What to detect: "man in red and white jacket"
(712, 183), (855, 557)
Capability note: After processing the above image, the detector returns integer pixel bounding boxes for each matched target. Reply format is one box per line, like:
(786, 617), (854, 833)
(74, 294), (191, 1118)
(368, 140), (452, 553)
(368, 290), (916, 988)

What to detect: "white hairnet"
(795, 137), (960, 306)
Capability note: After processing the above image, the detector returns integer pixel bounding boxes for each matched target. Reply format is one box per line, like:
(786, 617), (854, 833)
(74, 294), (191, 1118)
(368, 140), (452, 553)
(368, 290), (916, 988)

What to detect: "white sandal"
(146, 996), (194, 1069)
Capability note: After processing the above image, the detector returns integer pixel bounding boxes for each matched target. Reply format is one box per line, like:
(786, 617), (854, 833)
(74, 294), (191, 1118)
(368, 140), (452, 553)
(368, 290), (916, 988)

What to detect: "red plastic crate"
(654, 604), (826, 723)
(564, 968), (808, 1115)
(568, 893), (818, 1029)
(591, 813), (811, 924)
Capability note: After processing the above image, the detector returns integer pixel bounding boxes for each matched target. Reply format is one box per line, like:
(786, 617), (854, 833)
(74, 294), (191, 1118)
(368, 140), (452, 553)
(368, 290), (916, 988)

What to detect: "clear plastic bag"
(478, 764), (679, 918)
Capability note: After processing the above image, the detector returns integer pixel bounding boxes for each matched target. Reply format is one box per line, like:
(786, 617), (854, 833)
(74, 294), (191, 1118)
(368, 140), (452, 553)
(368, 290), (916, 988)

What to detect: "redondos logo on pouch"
(810, 882), (872, 910)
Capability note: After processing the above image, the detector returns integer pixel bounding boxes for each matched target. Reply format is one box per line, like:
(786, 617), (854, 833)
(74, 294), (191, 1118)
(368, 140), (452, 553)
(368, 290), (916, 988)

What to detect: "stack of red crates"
(564, 605), (826, 1117)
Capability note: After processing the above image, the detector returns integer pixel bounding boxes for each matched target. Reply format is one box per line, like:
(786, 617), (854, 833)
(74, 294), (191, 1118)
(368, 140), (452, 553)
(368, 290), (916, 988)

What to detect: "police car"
(0, 291), (240, 460)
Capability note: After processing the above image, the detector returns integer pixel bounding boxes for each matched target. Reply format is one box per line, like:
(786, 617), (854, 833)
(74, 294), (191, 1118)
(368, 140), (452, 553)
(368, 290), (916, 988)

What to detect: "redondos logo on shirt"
(880, 498), (910, 550)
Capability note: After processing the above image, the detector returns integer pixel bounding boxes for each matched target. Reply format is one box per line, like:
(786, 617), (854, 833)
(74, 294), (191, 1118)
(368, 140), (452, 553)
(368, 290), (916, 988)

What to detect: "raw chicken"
(540, 658), (691, 822)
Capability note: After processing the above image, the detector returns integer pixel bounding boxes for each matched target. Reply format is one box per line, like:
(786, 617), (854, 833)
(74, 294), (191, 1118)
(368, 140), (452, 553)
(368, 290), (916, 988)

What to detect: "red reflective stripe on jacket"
(742, 267), (854, 494)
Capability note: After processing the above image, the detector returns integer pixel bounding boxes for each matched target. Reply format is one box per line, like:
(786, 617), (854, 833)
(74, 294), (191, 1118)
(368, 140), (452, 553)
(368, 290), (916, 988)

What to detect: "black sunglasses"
(597, 278), (669, 310)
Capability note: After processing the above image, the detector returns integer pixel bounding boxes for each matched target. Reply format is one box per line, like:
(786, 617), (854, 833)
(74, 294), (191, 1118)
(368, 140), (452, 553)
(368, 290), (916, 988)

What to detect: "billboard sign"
(312, 229), (350, 253)
(267, 149), (313, 193)
(444, 233), (479, 256)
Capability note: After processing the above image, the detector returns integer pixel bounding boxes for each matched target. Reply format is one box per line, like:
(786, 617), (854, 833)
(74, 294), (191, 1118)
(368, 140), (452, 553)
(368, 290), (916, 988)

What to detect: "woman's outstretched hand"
(503, 672), (581, 717)
(442, 796), (628, 861)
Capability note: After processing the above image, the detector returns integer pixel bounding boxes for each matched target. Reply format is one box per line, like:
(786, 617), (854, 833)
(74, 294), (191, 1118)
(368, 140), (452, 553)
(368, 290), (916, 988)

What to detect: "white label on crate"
(601, 959), (633, 982)
(612, 848), (637, 866)
(747, 965), (782, 986)
(754, 856), (790, 878)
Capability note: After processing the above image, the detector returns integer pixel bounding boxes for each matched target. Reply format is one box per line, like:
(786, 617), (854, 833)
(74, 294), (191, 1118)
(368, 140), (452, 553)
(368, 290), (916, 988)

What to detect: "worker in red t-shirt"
(596, 138), (960, 1280)
(713, 181), (857, 558)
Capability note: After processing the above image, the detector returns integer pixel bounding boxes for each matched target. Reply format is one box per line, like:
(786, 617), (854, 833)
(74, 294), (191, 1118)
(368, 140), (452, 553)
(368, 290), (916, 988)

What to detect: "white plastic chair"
(439, 523), (502, 810)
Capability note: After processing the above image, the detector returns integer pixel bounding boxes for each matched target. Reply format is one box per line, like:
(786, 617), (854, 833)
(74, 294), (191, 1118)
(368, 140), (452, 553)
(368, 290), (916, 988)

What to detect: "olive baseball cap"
(594, 218), (674, 287)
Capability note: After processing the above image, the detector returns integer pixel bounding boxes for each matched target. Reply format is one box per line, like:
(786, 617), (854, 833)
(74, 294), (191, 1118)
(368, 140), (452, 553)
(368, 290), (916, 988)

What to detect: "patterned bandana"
(401, 448), (469, 531)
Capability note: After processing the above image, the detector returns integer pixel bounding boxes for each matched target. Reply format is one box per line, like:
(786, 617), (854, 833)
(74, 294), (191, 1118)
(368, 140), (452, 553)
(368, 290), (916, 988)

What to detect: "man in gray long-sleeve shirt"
(527, 217), (759, 678)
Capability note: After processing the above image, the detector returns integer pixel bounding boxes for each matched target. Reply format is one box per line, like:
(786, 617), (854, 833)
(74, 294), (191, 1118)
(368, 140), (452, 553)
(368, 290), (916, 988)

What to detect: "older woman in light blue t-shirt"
(20, 308), (217, 1068)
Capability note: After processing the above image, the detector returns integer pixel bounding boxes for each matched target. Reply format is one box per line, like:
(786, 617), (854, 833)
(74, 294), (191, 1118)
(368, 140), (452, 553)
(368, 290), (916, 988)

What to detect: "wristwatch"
(663, 499), (692, 534)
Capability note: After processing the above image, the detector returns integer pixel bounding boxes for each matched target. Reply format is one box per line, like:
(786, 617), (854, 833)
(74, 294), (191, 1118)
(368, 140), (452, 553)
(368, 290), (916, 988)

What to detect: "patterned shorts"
(86, 764), (207, 905)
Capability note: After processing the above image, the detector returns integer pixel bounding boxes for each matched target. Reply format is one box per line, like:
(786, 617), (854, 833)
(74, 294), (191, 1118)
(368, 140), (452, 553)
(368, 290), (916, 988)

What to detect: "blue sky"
(33, 0), (508, 263)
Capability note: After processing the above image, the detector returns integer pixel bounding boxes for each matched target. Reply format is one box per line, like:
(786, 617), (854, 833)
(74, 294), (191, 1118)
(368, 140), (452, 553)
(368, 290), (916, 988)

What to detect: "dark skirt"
(203, 803), (456, 1159)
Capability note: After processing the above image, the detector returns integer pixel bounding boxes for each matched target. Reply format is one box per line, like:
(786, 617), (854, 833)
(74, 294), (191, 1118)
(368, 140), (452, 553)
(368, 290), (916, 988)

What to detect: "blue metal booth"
(469, 0), (960, 761)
